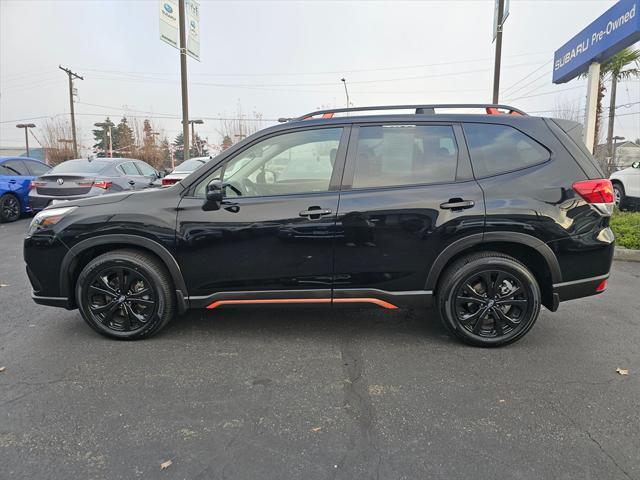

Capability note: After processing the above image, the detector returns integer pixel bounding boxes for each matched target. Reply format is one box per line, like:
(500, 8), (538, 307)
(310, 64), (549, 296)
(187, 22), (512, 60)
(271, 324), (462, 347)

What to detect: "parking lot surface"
(1, 217), (639, 480)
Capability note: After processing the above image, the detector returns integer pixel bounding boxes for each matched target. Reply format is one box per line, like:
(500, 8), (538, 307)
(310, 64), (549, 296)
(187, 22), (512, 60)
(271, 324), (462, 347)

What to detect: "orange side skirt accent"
(206, 297), (398, 310)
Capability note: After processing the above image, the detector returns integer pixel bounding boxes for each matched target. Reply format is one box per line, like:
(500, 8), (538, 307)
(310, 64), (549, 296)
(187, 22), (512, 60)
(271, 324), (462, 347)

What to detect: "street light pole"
(178, 0), (190, 161)
(341, 78), (350, 109)
(16, 123), (35, 157)
(183, 119), (204, 156)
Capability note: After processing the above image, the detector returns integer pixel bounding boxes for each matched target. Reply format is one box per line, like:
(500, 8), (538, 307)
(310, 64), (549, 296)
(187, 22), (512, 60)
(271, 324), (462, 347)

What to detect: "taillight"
(596, 279), (607, 292)
(572, 179), (614, 216)
(93, 180), (112, 189)
(162, 178), (178, 186)
(30, 181), (46, 190)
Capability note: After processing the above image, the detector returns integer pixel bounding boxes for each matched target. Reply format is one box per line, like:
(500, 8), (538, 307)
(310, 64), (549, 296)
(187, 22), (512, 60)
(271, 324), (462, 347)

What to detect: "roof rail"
(278, 104), (527, 122)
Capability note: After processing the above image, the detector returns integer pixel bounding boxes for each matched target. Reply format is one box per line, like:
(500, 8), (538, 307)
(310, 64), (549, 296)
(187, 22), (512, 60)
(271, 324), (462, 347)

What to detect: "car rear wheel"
(0, 193), (20, 223)
(437, 252), (541, 347)
(76, 249), (175, 340)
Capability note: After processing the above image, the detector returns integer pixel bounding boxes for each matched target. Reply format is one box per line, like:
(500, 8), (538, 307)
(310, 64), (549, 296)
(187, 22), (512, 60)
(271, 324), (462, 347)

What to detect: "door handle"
(128, 180), (136, 186)
(299, 207), (333, 219)
(440, 199), (475, 210)
(9, 179), (16, 184)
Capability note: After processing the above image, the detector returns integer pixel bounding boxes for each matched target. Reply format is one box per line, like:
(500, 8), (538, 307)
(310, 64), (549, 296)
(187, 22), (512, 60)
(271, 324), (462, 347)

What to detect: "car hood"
(47, 191), (134, 208)
(45, 184), (184, 209)
(610, 167), (635, 179)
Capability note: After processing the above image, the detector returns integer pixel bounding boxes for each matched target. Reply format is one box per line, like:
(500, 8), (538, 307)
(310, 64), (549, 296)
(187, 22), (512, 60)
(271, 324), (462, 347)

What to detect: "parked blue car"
(0, 156), (51, 223)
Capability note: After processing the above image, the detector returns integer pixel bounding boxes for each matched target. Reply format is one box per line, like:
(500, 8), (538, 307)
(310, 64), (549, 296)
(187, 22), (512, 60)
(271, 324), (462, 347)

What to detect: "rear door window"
(350, 124), (459, 189)
(3, 160), (29, 176)
(463, 123), (550, 177)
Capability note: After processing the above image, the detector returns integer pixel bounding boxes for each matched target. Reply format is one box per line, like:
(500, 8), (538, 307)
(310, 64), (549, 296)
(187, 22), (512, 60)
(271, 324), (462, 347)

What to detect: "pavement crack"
(335, 331), (380, 478)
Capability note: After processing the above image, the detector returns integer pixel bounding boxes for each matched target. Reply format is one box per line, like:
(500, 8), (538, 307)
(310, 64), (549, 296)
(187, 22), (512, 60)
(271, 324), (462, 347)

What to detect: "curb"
(614, 247), (640, 262)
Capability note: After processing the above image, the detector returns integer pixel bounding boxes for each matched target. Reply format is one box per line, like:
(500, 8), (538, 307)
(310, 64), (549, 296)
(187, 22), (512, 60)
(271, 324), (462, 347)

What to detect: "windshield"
(49, 159), (110, 174)
(174, 158), (208, 173)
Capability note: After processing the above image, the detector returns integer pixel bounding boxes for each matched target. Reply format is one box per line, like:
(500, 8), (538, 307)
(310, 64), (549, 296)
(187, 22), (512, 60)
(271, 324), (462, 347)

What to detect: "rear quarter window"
(463, 123), (550, 178)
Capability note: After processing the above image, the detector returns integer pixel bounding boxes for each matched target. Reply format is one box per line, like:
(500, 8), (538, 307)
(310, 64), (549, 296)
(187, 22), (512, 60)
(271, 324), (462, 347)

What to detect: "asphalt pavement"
(1, 217), (639, 480)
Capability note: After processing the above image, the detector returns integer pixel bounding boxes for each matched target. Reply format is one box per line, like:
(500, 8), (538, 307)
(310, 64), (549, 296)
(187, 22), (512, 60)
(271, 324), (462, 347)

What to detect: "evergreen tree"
(173, 131), (208, 162)
(115, 117), (135, 156)
(92, 117), (116, 157)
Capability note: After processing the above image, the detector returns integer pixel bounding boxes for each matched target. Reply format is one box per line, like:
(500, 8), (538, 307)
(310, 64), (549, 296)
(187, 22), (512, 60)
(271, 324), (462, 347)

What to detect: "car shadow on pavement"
(157, 306), (458, 346)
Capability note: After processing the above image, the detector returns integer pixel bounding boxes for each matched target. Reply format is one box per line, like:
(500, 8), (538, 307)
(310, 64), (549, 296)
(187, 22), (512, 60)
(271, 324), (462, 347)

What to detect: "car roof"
(0, 156), (46, 164)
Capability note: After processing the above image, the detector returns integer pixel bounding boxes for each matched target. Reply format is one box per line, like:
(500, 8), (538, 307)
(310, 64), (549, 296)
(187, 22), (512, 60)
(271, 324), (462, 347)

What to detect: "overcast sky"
(1, 0), (638, 153)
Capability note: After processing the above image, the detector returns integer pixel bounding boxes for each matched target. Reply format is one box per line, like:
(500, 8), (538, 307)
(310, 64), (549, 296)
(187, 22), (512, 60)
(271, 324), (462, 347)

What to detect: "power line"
(502, 60), (551, 95)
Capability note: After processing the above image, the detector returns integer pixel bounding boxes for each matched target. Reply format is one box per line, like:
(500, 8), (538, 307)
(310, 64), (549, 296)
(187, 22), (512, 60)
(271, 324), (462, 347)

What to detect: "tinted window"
(3, 160), (29, 176)
(136, 162), (156, 176)
(23, 160), (50, 176)
(119, 162), (140, 175)
(351, 125), (458, 189)
(51, 159), (110, 174)
(196, 128), (343, 197)
(464, 124), (550, 177)
(0, 164), (17, 176)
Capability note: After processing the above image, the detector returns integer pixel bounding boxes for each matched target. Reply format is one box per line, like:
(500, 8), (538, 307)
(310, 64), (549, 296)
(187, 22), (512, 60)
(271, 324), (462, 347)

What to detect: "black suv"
(24, 104), (615, 346)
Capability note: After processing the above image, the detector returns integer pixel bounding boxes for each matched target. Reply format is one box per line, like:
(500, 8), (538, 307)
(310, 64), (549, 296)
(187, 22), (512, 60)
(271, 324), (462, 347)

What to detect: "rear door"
(333, 122), (485, 307)
(0, 159), (32, 200)
(135, 161), (159, 187)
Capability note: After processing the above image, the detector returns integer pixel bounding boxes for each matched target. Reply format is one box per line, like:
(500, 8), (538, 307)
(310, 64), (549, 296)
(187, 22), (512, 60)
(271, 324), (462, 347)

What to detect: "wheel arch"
(60, 234), (188, 311)
(426, 232), (561, 311)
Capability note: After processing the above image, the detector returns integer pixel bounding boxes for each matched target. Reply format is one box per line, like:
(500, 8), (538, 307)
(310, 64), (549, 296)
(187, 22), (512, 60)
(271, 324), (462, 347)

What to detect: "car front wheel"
(76, 249), (175, 340)
(437, 252), (541, 347)
(613, 183), (626, 209)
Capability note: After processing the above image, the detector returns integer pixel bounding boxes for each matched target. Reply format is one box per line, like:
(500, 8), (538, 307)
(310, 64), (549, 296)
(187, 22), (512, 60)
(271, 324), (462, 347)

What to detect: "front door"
(332, 123), (485, 308)
(176, 126), (349, 306)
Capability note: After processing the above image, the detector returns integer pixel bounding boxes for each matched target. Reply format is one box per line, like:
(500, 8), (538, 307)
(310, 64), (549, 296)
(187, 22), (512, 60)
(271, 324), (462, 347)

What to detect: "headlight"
(27, 206), (77, 236)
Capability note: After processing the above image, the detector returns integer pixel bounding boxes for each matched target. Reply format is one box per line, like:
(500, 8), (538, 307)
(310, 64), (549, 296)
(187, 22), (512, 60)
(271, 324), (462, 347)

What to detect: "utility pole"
(59, 66), (83, 158)
(178, 0), (190, 161)
(16, 123), (35, 157)
(492, 0), (505, 104)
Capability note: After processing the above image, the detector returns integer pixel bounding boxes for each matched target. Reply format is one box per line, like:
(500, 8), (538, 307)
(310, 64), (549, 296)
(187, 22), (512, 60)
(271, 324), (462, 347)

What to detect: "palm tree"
(602, 48), (640, 173)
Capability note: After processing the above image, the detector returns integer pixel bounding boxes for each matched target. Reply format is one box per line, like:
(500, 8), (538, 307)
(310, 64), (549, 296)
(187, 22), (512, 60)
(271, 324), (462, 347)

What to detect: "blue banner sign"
(553, 0), (640, 84)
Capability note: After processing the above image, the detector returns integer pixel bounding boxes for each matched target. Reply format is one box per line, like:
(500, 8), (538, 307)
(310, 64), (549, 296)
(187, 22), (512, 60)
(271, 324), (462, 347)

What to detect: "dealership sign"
(553, 0), (640, 84)
(159, 0), (200, 61)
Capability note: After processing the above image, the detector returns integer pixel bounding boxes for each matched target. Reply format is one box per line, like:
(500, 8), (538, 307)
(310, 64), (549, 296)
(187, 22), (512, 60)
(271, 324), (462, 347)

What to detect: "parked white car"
(610, 161), (640, 209)
(161, 156), (211, 186)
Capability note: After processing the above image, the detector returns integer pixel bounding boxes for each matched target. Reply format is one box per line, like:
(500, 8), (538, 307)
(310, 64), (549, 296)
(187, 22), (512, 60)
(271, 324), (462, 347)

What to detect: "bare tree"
(216, 103), (265, 149)
(40, 118), (77, 165)
(552, 99), (582, 122)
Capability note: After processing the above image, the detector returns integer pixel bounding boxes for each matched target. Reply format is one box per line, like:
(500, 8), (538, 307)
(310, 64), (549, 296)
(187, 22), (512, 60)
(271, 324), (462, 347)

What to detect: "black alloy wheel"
(0, 194), (20, 223)
(438, 252), (541, 347)
(76, 250), (175, 339)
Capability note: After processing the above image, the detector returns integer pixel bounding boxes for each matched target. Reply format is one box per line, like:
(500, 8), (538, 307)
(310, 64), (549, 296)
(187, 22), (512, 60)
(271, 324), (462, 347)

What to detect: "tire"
(437, 251), (541, 347)
(613, 183), (626, 210)
(76, 249), (175, 340)
(0, 193), (21, 223)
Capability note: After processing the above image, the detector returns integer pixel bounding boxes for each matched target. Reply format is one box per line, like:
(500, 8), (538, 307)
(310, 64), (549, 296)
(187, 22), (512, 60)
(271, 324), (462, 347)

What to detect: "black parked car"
(24, 104), (615, 346)
(28, 157), (161, 211)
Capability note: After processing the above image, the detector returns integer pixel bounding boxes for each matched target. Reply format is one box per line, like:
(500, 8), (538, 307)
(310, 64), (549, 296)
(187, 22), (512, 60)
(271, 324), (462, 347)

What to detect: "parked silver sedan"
(29, 158), (161, 211)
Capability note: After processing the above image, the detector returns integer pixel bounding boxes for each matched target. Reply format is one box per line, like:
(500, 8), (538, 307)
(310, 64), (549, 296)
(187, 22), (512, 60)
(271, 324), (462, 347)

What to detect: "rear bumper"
(32, 292), (74, 309)
(553, 273), (609, 303)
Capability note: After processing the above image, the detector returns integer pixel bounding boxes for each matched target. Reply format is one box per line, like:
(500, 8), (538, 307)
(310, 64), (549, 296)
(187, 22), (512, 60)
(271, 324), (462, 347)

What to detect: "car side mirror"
(632, 161), (640, 169)
(203, 180), (223, 211)
(157, 170), (166, 178)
